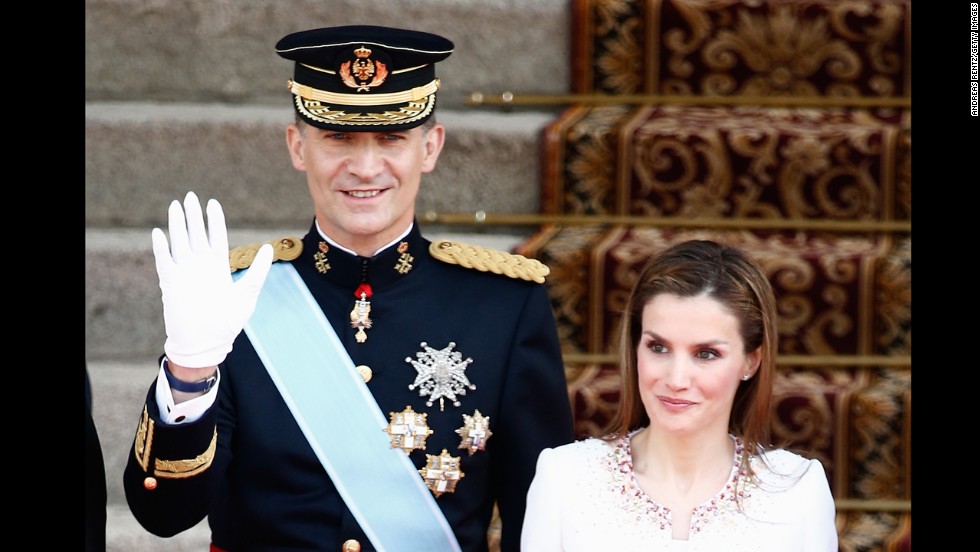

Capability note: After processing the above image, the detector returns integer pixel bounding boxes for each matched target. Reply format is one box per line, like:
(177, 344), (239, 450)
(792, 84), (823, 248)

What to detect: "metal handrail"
(834, 499), (911, 513)
(465, 91), (911, 109)
(420, 212), (911, 233)
(563, 353), (911, 369)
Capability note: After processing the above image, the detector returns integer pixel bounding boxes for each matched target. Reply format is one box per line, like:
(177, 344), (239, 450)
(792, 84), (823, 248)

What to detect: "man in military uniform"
(123, 25), (575, 552)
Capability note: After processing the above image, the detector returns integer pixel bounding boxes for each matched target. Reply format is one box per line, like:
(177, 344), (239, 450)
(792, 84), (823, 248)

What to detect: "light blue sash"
(235, 262), (461, 551)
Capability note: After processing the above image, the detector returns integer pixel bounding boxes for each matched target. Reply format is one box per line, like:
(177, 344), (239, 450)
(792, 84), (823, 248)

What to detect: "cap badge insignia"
(419, 449), (465, 497)
(340, 46), (389, 92)
(456, 410), (492, 455)
(350, 283), (373, 343)
(313, 241), (331, 274)
(383, 405), (433, 454)
(406, 342), (476, 411)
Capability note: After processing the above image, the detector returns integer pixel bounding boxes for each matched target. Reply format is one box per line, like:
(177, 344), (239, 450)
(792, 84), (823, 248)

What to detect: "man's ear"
(420, 123), (446, 174)
(285, 123), (306, 171)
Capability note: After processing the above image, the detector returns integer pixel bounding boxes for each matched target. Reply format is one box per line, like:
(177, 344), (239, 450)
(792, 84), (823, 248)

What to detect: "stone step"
(90, 360), (163, 509)
(107, 504), (209, 552)
(85, 0), (571, 110)
(85, 228), (532, 361)
(91, 360), (211, 549)
(86, 3), (570, 547)
(86, 102), (561, 229)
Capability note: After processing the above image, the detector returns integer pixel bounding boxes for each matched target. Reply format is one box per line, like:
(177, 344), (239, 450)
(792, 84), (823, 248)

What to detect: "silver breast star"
(406, 341), (475, 411)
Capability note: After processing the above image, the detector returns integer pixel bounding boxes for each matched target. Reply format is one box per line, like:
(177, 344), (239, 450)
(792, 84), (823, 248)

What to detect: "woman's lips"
(658, 396), (695, 410)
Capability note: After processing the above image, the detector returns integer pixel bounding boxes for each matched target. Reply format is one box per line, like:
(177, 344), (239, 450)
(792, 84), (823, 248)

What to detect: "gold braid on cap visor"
(287, 78), (441, 106)
(294, 94), (435, 126)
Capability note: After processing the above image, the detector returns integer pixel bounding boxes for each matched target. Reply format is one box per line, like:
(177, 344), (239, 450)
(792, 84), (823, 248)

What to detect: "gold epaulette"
(229, 236), (304, 273)
(429, 239), (550, 284)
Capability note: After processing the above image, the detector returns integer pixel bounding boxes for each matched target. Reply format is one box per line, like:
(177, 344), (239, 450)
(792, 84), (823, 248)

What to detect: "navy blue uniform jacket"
(124, 222), (575, 551)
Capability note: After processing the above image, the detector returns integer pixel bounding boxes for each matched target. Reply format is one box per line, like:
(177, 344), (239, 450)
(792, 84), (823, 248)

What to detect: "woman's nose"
(663, 358), (691, 389)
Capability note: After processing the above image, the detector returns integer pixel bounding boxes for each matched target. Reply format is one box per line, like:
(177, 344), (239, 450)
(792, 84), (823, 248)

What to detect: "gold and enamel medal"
(350, 283), (373, 343)
(456, 410), (492, 455)
(418, 449), (464, 497)
(383, 406), (432, 454)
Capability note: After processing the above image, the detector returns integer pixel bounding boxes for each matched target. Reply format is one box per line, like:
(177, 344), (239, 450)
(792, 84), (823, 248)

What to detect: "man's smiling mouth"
(346, 190), (382, 198)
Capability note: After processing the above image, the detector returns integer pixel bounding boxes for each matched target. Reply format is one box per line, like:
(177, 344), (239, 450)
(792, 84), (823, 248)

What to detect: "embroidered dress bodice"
(521, 432), (839, 552)
(608, 433), (754, 539)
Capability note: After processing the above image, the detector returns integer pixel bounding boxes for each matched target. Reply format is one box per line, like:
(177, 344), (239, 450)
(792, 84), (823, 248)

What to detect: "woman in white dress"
(522, 240), (838, 551)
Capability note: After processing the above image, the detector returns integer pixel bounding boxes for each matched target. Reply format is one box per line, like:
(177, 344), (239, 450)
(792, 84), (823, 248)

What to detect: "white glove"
(151, 191), (274, 368)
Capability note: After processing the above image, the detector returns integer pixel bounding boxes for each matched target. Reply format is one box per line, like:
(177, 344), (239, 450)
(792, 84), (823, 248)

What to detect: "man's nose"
(346, 141), (384, 179)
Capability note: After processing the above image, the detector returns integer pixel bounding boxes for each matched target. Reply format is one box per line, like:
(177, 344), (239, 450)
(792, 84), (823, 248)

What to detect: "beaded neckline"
(606, 432), (755, 534)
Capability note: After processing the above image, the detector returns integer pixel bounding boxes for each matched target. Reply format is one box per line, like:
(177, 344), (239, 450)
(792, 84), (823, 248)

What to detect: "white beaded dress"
(521, 432), (838, 551)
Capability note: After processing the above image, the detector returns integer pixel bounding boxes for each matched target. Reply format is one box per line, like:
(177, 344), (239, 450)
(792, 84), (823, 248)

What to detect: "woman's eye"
(650, 342), (667, 354)
(697, 350), (719, 360)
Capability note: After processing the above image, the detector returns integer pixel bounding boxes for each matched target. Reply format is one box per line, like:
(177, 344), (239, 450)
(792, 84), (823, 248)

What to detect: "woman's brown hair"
(603, 239), (779, 479)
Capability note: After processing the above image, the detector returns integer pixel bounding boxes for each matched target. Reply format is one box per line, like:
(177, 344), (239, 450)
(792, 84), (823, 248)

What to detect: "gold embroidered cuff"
(132, 405), (218, 479)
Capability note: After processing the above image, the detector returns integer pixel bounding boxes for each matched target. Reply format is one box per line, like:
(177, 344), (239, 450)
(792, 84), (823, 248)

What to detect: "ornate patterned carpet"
(513, 1), (911, 550)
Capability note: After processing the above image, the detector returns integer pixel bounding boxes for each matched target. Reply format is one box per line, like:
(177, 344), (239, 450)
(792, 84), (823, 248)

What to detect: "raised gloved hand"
(151, 191), (274, 368)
